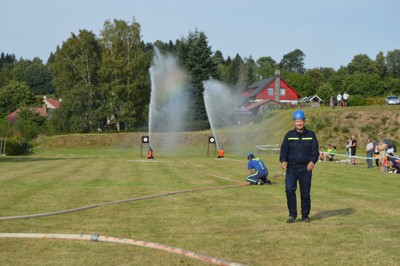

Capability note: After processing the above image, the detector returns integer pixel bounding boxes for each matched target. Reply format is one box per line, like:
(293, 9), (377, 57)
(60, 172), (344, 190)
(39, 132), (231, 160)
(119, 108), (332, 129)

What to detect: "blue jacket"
(248, 158), (268, 174)
(280, 127), (319, 168)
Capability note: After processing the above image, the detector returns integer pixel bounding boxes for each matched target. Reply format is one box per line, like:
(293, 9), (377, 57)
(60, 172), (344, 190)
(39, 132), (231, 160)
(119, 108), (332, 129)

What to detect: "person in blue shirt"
(388, 153), (400, 173)
(280, 110), (319, 223)
(245, 153), (271, 185)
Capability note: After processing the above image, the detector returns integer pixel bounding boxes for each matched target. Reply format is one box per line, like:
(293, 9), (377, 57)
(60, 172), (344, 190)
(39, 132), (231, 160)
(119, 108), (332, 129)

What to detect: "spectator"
(374, 140), (380, 168)
(377, 140), (387, 171)
(382, 155), (389, 172)
(326, 145), (337, 161)
(350, 135), (357, 165)
(318, 147), (325, 162)
(366, 138), (373, 168)
(387, 146), (394, 156)
(343, 92), (349, 106)
(388, 154), (400, 174)
(346, 137), (352, 161)
(322, 144), (333, 161)
(337, 93), (343, 107)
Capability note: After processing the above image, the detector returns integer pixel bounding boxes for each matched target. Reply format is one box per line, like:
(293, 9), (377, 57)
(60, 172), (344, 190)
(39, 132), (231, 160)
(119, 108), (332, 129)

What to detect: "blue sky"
(1, 0), (399, 70)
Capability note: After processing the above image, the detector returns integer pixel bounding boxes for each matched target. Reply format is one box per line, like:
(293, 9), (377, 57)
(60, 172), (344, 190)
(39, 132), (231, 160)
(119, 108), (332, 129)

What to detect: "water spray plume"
(148, 48), (189, 155)
(203, 79), (239, 152)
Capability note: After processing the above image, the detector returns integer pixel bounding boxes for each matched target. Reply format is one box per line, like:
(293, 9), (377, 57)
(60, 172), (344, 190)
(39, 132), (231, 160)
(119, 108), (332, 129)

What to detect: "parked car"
(385, 95), (400, 105)
(373, 139), (397, 152)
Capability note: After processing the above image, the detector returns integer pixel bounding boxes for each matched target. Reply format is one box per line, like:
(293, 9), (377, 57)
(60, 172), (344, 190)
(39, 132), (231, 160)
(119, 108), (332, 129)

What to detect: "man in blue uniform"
(280, 110), (319, 223)
(245, 153), (271, 185)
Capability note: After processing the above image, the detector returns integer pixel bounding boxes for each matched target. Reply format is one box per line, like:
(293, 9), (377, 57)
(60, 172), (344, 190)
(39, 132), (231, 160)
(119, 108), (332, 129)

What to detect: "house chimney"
(274, 70), (280, 103)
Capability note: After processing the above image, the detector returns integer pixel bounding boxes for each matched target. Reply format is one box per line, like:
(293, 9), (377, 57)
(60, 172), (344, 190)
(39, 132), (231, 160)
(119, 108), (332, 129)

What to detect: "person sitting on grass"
(324, 145), (337, 161)
(322, 144), (333, 161)
(318, 147), (325, 162)
(381, 154), (388, 172)
(388, 153), (400, 174)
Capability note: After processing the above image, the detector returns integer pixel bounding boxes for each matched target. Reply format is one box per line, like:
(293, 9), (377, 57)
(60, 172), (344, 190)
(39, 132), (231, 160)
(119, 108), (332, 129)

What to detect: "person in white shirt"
(343, 92), (349, 106)
(387, 146), (394, 156)
(337, 93), (342, 107)
(366, 138), (374, 168)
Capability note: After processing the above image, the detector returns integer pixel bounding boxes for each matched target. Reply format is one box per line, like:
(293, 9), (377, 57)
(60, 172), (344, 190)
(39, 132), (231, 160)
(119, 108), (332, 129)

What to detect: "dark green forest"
(1, 18), (400, 151)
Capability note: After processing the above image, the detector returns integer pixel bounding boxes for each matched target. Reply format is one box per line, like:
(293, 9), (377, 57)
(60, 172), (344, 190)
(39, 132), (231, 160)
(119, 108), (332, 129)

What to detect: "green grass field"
(1, 146), (399, 265)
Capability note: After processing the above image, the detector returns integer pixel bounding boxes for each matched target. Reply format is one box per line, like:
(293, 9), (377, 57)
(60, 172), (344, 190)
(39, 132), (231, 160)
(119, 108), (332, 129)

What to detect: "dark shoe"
(257, 180), (265, 185)
(266, 179), (272, 185)
(287, 216), (296, 223)
(302, 217), (310, 223)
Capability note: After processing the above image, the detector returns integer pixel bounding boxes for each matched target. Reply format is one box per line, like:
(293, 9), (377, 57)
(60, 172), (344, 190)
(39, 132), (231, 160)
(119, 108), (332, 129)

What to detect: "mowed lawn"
(0, 147), (399, 266)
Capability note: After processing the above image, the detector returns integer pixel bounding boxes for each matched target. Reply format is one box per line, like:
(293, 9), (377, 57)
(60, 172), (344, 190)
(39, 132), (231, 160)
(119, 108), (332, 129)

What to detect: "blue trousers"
(366, 151), (373, 168)
(285, 166), (312, 218)
(246, 170), (268, 185)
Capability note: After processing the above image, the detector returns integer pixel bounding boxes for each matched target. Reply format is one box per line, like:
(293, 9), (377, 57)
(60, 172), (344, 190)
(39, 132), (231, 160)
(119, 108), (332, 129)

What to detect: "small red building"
(240, 71), (300, 105)
(235, 70), (300, 124)
(7, 97), (60, 125)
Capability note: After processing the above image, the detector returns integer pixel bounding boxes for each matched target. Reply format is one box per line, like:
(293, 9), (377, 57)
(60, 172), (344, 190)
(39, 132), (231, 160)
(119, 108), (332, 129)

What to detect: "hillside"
(285, 105), (400, 152)
(34, 105), (400, 154)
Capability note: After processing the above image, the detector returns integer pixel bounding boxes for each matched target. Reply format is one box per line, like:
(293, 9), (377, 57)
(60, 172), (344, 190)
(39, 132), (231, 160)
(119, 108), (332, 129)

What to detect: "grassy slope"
(1, 105), (400, 265)
(34, 105), (400, 154)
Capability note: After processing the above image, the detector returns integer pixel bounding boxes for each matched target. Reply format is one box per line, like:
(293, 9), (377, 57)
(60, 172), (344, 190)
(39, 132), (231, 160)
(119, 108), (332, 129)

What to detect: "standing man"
(280, 110), (319, 223)
(337, 93), (342, 107)
(366, 138), (373, 168)
(245, 153), (271, 185)
(350, 134), (357, 165)
(343, 92), (349, 106)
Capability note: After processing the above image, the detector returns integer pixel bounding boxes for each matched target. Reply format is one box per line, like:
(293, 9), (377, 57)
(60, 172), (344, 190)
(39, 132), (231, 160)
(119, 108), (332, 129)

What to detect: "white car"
(385, 95), (400, 105)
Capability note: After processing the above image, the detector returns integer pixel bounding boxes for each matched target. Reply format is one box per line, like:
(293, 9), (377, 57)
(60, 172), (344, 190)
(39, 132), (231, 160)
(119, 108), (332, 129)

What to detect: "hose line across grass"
(0, 233), (246, 266)
(0, 183), (248, 221)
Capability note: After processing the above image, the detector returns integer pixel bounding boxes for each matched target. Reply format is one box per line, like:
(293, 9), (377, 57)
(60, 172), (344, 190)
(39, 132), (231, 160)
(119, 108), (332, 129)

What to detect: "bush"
(348, 94), (366, 106)
(3, 137), (30, 156)
(340, 127), (350, 133)
(365, 97), (385, 106)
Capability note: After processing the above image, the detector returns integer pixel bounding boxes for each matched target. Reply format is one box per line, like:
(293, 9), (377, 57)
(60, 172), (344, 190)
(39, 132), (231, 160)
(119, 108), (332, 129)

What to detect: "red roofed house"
(7, 96), (60, 125)
(234, 70), (300, 124)
(43, 97), (60, 109)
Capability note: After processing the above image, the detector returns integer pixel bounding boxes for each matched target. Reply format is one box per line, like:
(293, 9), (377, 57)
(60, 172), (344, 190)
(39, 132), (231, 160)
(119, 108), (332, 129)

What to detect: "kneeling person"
(245, 153), (271, 185)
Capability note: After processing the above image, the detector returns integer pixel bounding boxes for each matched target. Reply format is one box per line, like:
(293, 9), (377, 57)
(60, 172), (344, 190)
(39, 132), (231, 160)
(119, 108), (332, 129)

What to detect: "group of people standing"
(367, 139), (400, 173)
(330, 92), (349, 108)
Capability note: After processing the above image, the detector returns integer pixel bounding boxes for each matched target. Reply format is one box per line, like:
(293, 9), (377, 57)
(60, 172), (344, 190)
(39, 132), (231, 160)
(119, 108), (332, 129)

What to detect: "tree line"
(1, 18), (400, 143)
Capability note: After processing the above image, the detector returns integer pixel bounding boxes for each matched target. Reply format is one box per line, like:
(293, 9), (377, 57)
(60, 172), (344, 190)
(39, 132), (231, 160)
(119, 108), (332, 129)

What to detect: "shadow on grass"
(312, 208), (356, 220)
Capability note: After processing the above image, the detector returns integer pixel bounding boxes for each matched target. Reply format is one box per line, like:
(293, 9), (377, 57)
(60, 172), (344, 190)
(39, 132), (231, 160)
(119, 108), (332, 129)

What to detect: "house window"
(268, 88), (274, 96)
(280, 88), (286, 96)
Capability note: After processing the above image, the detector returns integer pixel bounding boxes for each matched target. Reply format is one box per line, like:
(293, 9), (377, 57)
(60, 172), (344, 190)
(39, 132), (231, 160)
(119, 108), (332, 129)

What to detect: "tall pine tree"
(180, 30), (219, 129)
